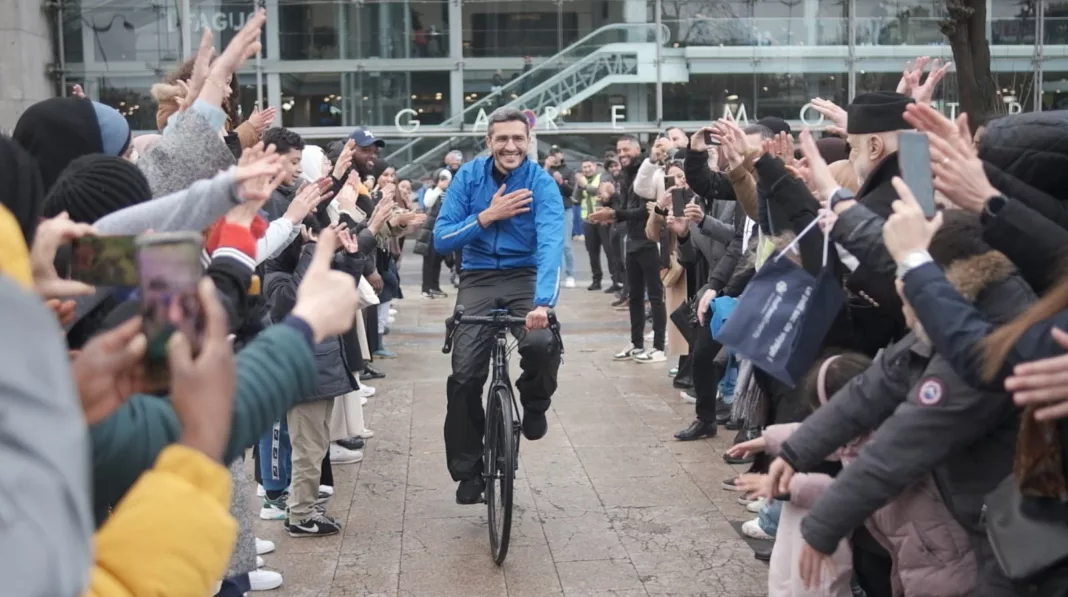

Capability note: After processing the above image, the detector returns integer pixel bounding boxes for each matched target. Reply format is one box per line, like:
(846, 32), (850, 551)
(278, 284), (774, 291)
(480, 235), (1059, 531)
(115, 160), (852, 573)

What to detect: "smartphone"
(672, 189), (689, 219)
(664, 175), (676, 191)
(136, 232), (205, 387)
(704, 129), (720, 146)
(69, 236), (139, 286)
(897, 131), (937, 218)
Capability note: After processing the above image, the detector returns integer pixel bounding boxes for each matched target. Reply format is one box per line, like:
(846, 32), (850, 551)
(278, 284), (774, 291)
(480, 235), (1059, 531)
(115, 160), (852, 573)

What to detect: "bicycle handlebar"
(442, 305), (563, 354)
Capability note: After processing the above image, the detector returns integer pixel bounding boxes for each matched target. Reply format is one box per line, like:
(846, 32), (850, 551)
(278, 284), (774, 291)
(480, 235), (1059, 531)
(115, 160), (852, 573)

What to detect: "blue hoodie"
(433, 156), (564, 307)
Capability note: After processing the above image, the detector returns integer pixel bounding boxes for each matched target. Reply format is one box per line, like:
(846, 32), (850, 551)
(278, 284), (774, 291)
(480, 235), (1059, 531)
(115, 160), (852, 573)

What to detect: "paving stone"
(260, 249), (768, 597)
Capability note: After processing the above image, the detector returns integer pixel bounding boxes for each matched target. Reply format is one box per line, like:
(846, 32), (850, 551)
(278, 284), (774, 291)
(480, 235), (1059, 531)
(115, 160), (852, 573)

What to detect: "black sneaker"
(724, 451), (755, 465)
(674, 420), (718, 441)
(672, 374), (693, 390)
(604, 283), (622, 294)
(336, 437), (365, 450)
(361, 365), (385, 380)
(286, 513), (341, 537)
(456, 477), (485, 505)
(431, 288), (449, 298)
(722, 476), (742, 491)
(725, 418), (744, 431)
(522, 410), (547, 440)
(611, 296), (628, 307)
(587, 281), (602, 291)
(715, 399), (732, 424)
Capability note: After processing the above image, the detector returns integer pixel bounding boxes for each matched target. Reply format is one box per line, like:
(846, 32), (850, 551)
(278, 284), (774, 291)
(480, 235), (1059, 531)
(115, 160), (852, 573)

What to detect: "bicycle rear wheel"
(484, 386), (515, 565)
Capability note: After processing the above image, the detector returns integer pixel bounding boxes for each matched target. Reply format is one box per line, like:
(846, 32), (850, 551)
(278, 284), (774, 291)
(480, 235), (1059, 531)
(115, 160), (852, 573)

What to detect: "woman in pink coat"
(734, 352), (977, 597)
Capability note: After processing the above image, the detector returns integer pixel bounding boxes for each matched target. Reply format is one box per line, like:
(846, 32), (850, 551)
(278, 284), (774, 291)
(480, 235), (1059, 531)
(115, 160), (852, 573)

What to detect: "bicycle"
(442, 302), (563, 565)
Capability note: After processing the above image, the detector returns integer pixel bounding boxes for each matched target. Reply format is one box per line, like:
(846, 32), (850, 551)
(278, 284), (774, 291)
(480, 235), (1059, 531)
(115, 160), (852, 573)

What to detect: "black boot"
(587, 280), (602, 291)
(672, 374), (693, 389)
(674, 419), (717, 441)
(604, 283), (622, 294)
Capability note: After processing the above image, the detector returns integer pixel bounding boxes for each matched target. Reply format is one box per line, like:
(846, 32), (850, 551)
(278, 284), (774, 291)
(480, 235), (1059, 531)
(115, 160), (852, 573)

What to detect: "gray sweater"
(0, 277), (93, 597)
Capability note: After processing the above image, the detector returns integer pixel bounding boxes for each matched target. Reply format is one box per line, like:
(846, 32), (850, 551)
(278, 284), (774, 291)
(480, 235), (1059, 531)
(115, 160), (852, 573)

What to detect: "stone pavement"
(254, 242), (768, 597)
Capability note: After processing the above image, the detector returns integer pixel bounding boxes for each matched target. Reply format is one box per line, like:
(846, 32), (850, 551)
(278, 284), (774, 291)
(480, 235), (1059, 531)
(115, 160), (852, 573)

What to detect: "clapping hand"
(229, 143), (285, 225)
(284, 178), (333, 224)
(246, 106), (277, 134)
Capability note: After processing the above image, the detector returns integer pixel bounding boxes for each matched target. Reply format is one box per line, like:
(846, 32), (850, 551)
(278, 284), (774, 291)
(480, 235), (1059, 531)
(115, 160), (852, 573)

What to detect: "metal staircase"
(387, 23), (674, 179)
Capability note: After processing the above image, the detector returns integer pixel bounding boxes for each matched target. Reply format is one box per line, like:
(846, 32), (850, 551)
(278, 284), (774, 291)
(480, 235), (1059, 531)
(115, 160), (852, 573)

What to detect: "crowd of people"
(540, 56), (1068, 596)
(3, 5), (1068, 595)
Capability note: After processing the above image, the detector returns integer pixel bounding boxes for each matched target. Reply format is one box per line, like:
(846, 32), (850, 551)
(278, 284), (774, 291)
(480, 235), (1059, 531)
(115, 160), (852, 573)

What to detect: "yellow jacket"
(86, 445), (237, 597)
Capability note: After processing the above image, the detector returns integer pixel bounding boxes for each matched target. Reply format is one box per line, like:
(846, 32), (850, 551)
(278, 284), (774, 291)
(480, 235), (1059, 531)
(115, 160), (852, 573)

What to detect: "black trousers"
(690, 321), (725, 423)
(626, 247), (666, 351)
(609, 226), (627, 292)
(422, 247), (444, 292)
(583, 222), (609, 284)
(444, 269), (562, 482)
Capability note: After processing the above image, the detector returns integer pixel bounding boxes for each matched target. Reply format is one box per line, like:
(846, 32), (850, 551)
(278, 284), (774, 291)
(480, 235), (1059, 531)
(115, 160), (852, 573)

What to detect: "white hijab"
(301, 145), (327, 183)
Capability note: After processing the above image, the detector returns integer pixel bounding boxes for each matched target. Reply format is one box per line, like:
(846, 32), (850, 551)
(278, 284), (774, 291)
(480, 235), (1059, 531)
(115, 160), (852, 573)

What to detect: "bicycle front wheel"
(484, 386), (515, 565)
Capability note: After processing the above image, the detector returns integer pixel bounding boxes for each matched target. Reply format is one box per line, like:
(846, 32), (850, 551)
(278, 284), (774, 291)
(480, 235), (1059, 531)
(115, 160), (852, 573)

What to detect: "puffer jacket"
(778, 250), (1030, 585)
(766, 421), (977, 597)
(979, 110), (1068, 205)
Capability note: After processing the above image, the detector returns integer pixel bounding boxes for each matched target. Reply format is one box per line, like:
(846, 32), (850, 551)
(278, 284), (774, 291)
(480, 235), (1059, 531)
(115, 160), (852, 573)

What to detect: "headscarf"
(301, 145), (327, 183)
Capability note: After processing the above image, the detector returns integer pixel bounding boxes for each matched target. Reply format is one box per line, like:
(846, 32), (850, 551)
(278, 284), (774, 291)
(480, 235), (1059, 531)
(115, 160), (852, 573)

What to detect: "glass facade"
(56, 0), (1058, 159)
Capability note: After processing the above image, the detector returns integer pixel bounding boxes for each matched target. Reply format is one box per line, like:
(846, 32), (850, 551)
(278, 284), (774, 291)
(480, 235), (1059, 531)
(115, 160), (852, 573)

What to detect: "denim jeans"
(257, 420), (291, 492)
(571, 204), (583, 235)
(718, 352), (739, 404)
(562, 212), (575, 278)
(758, 499), (782, 536)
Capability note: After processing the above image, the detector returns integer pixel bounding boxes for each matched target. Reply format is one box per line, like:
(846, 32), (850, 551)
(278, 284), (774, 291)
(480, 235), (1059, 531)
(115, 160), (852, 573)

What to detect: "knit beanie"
(13, 97), (103, 193)
(42, 154), (152, 224)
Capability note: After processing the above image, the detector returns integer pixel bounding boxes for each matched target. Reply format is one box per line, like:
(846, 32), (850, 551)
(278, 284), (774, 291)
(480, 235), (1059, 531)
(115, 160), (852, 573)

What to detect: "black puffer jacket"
(980, 110), (1068, 204)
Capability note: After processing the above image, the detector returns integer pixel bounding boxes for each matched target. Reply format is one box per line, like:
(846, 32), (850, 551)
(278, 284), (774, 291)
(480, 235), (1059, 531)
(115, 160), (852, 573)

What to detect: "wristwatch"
(654, 205), (669, 217)
(896, 250), (933, 279)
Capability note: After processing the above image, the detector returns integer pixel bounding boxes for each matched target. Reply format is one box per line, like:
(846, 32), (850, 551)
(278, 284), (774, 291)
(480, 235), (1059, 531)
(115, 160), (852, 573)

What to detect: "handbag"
(356, 276), (380, 310)
(985, 475), (1068, 580)
(709, 295), (738, 339)
(716, 214), (845, 387)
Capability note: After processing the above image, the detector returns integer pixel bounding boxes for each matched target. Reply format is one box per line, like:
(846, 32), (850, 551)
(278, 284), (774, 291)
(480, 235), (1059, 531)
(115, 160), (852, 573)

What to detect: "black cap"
(847, 92), (915, 135)
(756, 116), (791, 136)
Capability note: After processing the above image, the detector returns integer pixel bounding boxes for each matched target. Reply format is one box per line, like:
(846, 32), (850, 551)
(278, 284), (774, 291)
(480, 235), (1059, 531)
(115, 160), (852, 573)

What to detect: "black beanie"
(13, 97), (104, 193)
(0, 136), (45, 244)
(42, 154), (152, 224)
(847, 92), (915, 135)
(757, 116), (792, 136)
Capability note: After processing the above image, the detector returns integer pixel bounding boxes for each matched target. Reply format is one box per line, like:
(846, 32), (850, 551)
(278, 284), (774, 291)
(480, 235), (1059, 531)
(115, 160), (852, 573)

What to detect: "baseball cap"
(348, 128), (385, 148)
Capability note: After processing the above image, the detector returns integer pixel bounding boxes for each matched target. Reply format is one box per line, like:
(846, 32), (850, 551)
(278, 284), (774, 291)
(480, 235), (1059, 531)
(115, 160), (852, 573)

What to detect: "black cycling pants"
(626, 247), (666, 351)
(444, 268), (561, 482)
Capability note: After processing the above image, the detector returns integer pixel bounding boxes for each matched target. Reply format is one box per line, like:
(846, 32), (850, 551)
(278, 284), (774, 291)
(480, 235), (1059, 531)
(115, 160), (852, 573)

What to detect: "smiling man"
(433, 107), (565, 505)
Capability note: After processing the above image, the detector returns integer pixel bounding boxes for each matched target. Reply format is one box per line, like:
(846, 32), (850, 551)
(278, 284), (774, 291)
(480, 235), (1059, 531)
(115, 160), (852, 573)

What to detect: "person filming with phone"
(432, 107), (565, 506)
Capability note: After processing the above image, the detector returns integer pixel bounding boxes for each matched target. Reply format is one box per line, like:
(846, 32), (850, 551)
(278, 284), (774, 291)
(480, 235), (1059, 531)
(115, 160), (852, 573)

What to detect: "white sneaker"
(257, 555), (265, 568)
(319, 485), (334, 497)
(330, 443), (364, 464)
(565, 276), (576, 288)
(257, 484), (266, 498)
(249, 568), (283, 591)
(255, 537), (275, 555)
(746, 497), (768, 513)
(741, 518), (774, 541)
(387, 316), (396, 324)
(360, 395), (368, 406)
(357, 428), (375, 439)
(389, 308), (398, 316)
(613, 344), (643, 361)
(357, 383), (376, 398)
(635, 349), (667, 363)
(680, 390), (697, 404)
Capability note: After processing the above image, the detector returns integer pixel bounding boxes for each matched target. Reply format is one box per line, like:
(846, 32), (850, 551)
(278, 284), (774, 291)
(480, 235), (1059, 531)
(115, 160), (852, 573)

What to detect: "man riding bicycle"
(433, 107), (565, 505)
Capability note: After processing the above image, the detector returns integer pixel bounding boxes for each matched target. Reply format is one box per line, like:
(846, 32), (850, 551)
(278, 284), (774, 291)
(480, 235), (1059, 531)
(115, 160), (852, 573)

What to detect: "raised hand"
(229, 147), (285, 225)
(31, 213), (96, 298)
(810, 98), (848, 135)
(650, 137), (672, 162)
(284, 178), (331, 224)
(179, 28), (215, 114)
(898, 56), (952, 104)
(368, 196), (397, 235)
(926, 113), (998, 214)
(246, 105), (277, 134)
(71, 84), (87, 98)
(797, 129), (840, 206)
(478, 185), (533, 226)
(333, 140), (356, 180)
(169, 278), (236, 462)
(291, 227), (360, 341)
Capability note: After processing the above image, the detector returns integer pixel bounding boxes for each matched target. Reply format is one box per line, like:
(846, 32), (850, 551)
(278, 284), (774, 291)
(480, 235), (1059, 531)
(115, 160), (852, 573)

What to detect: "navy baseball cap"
(348, 128), (385, 148)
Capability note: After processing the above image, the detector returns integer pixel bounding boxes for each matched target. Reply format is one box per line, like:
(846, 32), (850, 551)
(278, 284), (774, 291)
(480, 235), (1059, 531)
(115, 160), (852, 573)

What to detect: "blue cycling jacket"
(433, 156), (564, 307)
